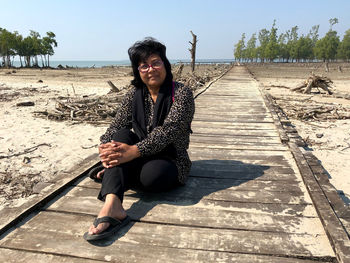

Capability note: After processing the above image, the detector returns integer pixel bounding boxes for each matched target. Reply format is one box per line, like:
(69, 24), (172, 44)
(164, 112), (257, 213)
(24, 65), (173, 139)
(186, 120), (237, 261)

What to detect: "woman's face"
(138, 54), (166, 90)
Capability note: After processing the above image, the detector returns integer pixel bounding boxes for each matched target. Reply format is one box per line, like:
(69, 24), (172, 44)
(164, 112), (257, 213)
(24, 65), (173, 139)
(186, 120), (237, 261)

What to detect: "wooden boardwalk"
(0, 66), (348, 262)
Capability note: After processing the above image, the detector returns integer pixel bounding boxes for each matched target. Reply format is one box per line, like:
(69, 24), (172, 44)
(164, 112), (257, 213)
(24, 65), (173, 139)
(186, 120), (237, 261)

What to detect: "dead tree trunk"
(324, 62), (329, 72)
(189, 31), (198, 72)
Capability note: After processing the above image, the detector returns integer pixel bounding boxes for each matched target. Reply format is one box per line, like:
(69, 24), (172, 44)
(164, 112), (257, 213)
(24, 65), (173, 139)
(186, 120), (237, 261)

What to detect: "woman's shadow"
(92, 159), (269, 246)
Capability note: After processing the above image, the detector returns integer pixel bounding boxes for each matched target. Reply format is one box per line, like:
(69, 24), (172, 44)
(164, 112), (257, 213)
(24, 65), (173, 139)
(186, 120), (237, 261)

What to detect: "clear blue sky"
(1, 0), (349, 61)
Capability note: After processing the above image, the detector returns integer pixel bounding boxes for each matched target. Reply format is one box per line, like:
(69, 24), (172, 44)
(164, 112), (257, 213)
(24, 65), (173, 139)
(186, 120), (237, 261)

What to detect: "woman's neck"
(147, 85), (160, 103)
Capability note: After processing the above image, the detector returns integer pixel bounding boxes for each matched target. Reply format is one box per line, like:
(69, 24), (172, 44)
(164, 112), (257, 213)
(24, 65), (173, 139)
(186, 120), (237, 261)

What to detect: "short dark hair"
(128, 37), (173, 88)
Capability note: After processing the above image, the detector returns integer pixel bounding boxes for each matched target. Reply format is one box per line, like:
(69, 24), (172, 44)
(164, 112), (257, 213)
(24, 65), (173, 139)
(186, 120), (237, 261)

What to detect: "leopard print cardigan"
(100, 81), (195, 184)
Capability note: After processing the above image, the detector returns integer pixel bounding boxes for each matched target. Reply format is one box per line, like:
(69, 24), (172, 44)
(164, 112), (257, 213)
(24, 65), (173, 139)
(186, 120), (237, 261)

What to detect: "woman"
(84, 38), (195, 241)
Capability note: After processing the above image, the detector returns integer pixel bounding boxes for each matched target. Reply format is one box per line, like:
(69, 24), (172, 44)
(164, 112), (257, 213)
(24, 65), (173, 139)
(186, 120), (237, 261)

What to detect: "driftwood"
(271, 96), (350, 121)
(34, 65), (230, 126)
(173, 64), (184, 79)
(107, 80), (119, 93)
(16, 101), (35, 107)
(291, 74), (333, 95)
(189, 31), (198, 72)
(0, 143), (51, 159)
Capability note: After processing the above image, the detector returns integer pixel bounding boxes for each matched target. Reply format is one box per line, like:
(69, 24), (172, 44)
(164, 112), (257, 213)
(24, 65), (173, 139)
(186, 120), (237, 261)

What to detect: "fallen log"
(291, 74), (333, 95)
(107, 80), (119, 93)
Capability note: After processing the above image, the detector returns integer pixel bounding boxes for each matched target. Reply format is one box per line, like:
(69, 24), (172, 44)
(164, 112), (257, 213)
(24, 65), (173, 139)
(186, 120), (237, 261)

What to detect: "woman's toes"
(89, 222), (109, 235)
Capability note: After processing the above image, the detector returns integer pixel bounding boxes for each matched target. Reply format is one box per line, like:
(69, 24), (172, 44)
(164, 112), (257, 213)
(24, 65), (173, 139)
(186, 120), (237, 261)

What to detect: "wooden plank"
(193, 115), (274, 122)
(0, 212), (334, 259)
(0, 247), (101, 263)
(49, 194), (322, 235)
(68, 177), (311, 205)
(340, 218), (350, 237)
(189, 142), (286, 151)
(191, 121), (277, 129)
(189, 152), (292, 167)
(78, 176), (302, 192)
(192, 128), (279, 136)
(65, 184), (318, 218)
(190, 134), (282, 143)
(0, 153), (100, 236)
(190, 167), (297, 181)
(0, 234), (329, 263)
(289, 143), (350, 263)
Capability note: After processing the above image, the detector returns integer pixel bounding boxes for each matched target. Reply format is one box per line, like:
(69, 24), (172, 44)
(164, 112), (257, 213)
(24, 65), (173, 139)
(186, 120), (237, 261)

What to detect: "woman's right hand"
(98, 142), (121, 168)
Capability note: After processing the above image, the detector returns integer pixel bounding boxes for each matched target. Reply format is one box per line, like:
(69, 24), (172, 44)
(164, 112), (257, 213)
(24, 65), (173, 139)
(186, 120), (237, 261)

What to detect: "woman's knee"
(139, 159), (178, 191)
(112, 129), (139, 144)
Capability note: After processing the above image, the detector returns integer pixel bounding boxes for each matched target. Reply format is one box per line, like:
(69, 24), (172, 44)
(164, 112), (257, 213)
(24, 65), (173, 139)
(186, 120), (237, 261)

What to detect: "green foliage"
(233, 18), (348, 63)
(315, 30), (340, 61)
(234, 33), (245, 62)
(245, 33), (257, 62)
(337, 29), (350, 60)
(265, 20), (278, 61)
(0, 27), (57, 68)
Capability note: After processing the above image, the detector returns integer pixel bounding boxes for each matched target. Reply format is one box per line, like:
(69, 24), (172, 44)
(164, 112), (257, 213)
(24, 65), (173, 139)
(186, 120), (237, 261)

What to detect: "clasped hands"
(99, 141), (141, 169)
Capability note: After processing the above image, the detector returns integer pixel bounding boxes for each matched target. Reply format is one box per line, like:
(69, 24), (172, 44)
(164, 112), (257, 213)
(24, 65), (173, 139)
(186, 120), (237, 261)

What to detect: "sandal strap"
(93, 216), (122, 227)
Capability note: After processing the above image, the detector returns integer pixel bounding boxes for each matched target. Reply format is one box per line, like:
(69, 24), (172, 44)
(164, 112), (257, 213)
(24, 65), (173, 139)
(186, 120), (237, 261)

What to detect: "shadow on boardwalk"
(88, 159), (269, 246)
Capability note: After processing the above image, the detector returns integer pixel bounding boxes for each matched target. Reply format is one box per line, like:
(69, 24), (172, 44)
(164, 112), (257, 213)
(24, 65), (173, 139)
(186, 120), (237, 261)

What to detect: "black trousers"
(98, 129), (179, 203)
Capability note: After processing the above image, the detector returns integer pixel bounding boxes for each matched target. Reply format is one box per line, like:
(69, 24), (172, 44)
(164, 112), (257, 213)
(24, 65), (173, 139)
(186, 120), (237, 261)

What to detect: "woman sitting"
(84, 37), (195, 241)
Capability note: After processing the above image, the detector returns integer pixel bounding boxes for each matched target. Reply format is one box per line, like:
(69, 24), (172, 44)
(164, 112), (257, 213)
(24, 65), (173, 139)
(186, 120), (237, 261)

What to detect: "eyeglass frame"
(138, 60), (164, 73)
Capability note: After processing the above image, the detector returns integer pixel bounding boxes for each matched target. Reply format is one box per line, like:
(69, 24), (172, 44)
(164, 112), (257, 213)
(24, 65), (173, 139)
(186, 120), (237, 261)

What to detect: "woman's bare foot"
(96, 169), (104, 180)
(88, 194), (127, 235)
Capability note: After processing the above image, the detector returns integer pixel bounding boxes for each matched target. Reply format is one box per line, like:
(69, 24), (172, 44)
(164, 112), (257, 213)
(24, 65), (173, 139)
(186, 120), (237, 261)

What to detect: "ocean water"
(10, 59), (235, 68)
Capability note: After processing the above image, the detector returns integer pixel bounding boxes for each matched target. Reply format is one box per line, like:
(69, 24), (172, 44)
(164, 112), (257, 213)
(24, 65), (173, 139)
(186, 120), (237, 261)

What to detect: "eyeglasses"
(138, 60), (164, 73)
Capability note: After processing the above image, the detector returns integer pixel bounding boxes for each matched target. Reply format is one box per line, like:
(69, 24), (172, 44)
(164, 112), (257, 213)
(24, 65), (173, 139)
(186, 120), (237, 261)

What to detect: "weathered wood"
(107, 80), (119, 93)
(289, 142), (350, 263)
(189, 30), (197, 72)
(0, 153), (100, 236)
(0, 248), (102, 263)
(1, 212), (334, 259)
(49, 192), (321, 235)
(64, 179), (310, 205)
(56, 187), (318, 218)
(0, 234), (328, 263)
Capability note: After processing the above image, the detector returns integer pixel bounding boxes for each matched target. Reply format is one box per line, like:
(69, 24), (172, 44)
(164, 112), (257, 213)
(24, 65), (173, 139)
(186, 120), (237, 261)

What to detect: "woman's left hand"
(100, 141), (140, 168)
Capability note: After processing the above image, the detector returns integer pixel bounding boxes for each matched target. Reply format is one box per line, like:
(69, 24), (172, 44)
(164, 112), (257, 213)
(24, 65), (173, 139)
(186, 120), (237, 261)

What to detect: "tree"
(234, 33), (246, 62)
(314, 19), (340, 61)
(307, 25), (319, 60)
(294, 35), (313, 61)
(0, 28), (16, 67)
(277, 33), (289, 62)
(288, 26), (299, 62)
(265, 20), (279, 62)
(257, 29), (269, 62)
(329, 18), (338, 31)
(29, 30), (41, 67)
(337, 29), (350, 61)
(42, 31), (57, 67)
(245, 33), (257, 62)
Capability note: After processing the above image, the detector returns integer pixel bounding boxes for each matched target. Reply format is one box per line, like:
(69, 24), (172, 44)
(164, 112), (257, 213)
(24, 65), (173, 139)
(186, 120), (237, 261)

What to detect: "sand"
(0, 64), (229, 208)
(247, 63), (350, 205)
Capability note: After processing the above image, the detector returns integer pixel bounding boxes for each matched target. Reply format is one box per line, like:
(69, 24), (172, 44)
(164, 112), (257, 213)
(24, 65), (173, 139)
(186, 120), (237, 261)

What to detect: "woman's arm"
(136, 84), (195, 157)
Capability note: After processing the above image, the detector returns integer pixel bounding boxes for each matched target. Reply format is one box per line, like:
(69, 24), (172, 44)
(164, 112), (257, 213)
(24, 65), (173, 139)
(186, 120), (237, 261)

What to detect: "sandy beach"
(247, 63), (350, 205)
(0, 64), (229, 209)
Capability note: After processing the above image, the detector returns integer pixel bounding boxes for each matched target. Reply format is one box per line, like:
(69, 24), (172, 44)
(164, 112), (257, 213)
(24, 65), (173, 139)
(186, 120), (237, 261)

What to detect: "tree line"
(234, 18), (350, 63)
(0, 28), (57, 68)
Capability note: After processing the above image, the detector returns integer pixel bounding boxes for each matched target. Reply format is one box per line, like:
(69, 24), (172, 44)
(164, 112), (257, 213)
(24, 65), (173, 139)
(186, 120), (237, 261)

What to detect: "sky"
(1, 0), (349, 61)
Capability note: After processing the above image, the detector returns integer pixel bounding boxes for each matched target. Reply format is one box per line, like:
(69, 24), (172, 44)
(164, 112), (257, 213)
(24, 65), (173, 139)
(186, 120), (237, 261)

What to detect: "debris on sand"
(291, 74), (333, 95)
(34, 65), (231, 125)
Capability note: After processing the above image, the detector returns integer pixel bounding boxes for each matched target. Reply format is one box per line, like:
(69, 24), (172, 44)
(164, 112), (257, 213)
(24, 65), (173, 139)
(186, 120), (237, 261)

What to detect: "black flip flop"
(83, 215), (131, 241)
(88, 164), (104, 182)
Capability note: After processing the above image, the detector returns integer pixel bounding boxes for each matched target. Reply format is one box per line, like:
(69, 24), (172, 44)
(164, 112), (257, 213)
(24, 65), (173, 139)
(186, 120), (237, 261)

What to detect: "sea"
(10, 59), (235, 68)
